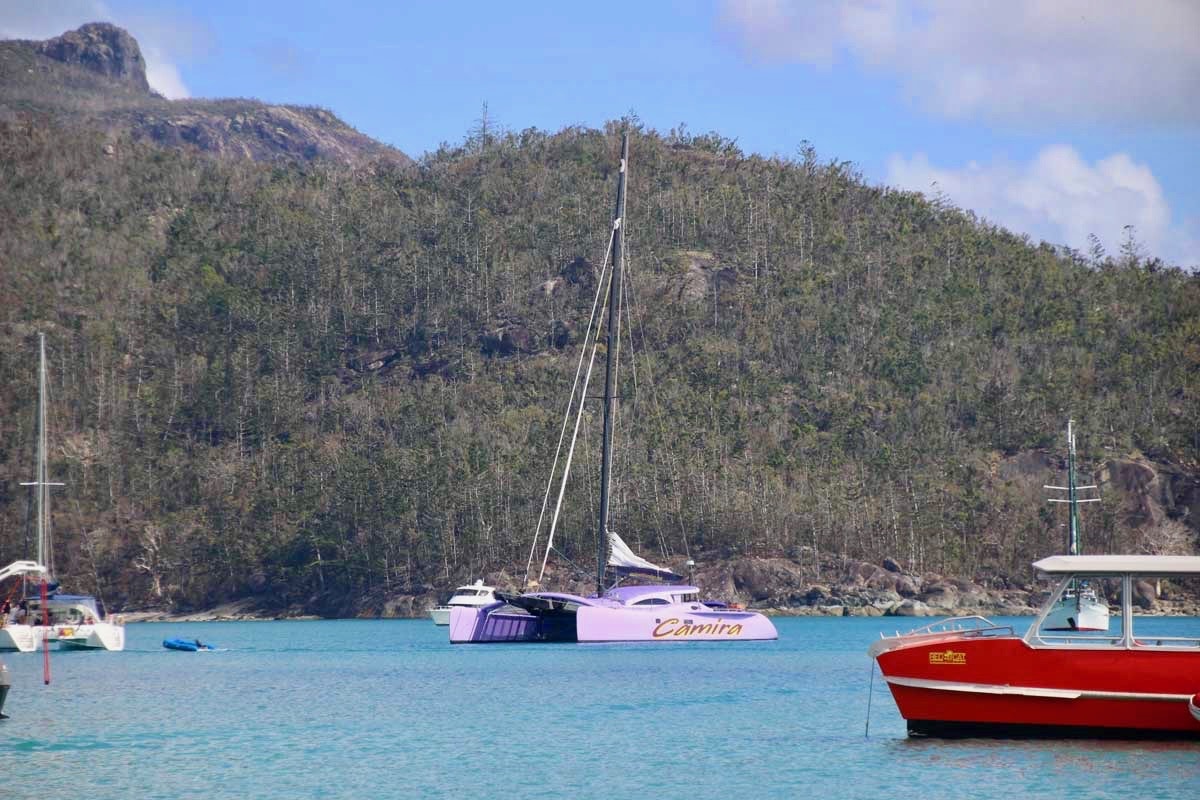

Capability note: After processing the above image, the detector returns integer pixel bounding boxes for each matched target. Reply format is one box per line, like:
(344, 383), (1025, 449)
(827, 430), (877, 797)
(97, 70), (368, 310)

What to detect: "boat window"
(1034, 576), (1115, 639)
(1033, 574), (1200, 649)
(633, 598), (669, 606)
(1130, 575), (1200, 648)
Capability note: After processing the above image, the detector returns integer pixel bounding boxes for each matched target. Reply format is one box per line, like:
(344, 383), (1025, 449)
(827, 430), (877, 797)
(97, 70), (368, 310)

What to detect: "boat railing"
(885, 615), (1014, 640)
(1035, 632), (1200, 648)
(1132, 635), (1200, 648)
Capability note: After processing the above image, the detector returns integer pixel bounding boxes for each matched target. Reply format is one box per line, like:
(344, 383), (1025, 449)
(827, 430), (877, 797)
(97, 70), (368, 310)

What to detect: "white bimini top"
(1033, 555), (1200, 577)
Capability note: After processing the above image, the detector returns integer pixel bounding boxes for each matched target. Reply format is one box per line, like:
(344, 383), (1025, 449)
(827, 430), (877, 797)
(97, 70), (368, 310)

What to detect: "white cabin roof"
(452, 581), (494, 592)
(1033, 554), (1200, 576)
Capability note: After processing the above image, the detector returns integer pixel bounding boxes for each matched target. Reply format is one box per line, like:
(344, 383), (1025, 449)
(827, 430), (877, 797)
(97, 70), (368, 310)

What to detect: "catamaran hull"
(0, 625), (42, 652)
(450, 603), (778, 644)
(54, 623), (125, 651)
(875, 636), (1200, 738)
(892, 683), (1200, 739)
(577, 605), (777, 642)
(449, 605), (572, 643)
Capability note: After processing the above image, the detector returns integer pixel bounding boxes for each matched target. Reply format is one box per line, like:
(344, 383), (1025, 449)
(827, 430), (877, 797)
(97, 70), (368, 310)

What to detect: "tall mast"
(597, 132), (629, 596)
(21, 333), (61, 578)
(1046, 418), (1099, 555)
(1066, 420), (1079, 555)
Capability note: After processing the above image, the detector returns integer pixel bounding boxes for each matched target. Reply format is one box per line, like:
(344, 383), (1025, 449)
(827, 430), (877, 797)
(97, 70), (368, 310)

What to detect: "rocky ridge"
(1, 23), (409, 167)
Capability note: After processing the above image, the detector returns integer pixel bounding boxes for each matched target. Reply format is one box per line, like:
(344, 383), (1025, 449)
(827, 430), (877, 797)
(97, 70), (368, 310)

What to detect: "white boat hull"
(0, 625), (42, 652)
(430, 607), (450, 626)
(54, 622), (125, 651)
(1042, 596), (1109, 632)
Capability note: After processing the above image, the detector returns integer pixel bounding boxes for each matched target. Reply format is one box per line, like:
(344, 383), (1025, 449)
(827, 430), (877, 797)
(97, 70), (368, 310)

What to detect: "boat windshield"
(24, 598), (102, 625)
(1031, 573), (1200, 648)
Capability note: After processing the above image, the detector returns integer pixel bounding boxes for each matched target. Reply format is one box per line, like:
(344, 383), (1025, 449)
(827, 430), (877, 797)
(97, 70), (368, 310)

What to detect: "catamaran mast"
(37, 333), (49, 573)
(20, 333), (62, 580)
(597, 132), (629, 597)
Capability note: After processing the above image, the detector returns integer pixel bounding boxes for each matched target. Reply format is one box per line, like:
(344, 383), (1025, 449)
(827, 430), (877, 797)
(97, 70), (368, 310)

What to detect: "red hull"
(876, 635), (1200, 737)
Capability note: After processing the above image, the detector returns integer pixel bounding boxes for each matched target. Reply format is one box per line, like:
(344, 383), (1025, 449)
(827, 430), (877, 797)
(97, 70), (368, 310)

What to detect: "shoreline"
(116, 601), (1200, 623)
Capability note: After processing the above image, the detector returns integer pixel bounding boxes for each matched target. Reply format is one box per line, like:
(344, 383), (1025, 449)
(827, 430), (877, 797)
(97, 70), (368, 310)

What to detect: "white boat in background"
(430, 580), (497, 625)
(1042, 420), (1110, 632)
(13, 333), (125, 652)
(0, 560), (49, 652)
(1043, 583), (1109, 632)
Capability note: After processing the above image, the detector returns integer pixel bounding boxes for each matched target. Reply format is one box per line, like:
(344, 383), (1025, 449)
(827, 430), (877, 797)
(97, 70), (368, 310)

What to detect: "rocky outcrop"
(1100, 456), (1199, 538)
(128, 102), (406, 165)
(1, 24), (410, 168)
(36, 23), (150, 92)
(669, 251), (737, 304)
(480, 323), (536, 358)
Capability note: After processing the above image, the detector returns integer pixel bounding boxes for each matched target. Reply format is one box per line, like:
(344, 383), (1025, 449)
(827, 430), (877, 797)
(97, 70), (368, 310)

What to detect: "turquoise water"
(2, 617), (1198, 799)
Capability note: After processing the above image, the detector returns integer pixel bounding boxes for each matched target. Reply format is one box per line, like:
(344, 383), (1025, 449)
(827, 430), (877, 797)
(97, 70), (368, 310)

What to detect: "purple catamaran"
(451, 134), (777, 644)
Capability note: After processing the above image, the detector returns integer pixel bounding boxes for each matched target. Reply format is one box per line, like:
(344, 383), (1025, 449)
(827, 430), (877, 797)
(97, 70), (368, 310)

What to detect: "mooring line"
(865, 658), (876, 738)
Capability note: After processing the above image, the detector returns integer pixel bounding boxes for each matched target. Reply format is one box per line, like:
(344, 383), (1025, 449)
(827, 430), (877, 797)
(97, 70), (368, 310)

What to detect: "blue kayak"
(163, 638), (212, 652)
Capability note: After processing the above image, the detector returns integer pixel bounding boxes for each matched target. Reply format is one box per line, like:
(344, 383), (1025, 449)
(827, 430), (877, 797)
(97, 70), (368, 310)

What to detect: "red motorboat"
(869, 555), (1200, 738)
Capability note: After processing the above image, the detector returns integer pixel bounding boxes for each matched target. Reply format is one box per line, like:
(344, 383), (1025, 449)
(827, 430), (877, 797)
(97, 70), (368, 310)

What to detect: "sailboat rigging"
(451, 133), (776, 643)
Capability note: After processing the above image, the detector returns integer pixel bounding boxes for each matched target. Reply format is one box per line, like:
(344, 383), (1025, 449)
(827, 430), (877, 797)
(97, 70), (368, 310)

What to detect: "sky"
(3, 0), (1198, 268)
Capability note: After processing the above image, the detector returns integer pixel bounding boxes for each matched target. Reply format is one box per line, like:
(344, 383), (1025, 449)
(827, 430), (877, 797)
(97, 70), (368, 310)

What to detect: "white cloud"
(141, 44), (189, 100)
(719, 0), (1200, 126)
(887, 146), (1199, 268)
(0, 0), (197, 99)
(718, 0), (845, 66)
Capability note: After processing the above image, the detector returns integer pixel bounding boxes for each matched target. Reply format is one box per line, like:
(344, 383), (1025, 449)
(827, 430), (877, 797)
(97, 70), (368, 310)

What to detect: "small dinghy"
(163, 638), (212, 652)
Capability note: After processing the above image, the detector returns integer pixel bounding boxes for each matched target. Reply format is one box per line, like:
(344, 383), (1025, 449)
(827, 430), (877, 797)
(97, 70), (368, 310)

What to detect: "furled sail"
(607, 532), (681, 580)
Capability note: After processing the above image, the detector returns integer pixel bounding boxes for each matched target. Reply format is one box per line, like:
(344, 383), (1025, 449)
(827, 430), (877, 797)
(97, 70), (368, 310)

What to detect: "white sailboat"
(1041, 419), (1109, 632)
(7, 333), (125, 651)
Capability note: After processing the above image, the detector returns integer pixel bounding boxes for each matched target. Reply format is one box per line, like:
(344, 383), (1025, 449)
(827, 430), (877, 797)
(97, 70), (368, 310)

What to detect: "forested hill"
(1, 48), (1197, 617)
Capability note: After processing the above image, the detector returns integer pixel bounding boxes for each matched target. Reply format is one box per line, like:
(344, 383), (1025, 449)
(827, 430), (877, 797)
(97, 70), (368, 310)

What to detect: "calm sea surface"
(2, 616), (1198, 799)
